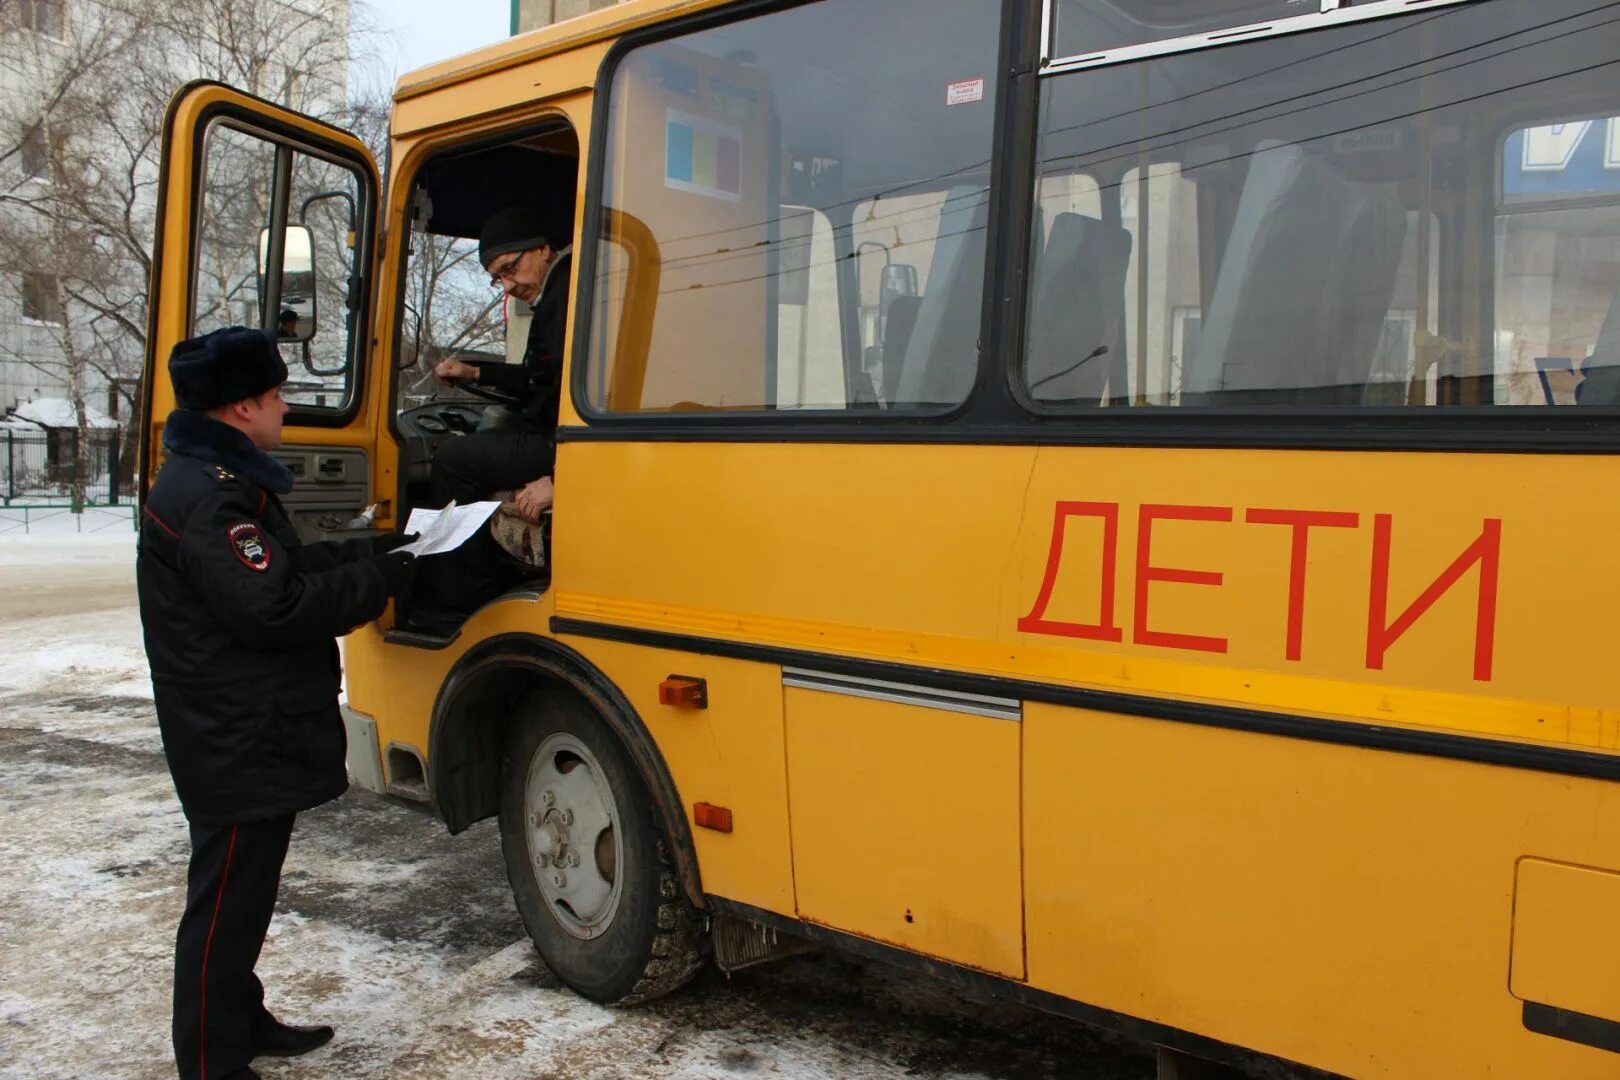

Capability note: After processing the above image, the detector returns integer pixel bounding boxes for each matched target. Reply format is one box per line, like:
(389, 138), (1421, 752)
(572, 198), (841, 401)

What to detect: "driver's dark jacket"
(469, 248), (571, 468)
(137, 409), (394, 826)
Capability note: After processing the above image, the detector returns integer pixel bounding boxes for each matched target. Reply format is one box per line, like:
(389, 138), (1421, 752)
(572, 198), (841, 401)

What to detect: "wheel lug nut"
(528, 813), (538, 827)
(566, 852), (580, 868)
(541, 790), (555, 807)
(552, 871), (567, 888)
(560, 809), (574, 826)
(535, 853), (548, 867)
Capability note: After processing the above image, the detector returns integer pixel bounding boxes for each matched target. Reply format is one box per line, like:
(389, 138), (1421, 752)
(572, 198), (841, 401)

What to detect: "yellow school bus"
(141, 0), (1620, 1075)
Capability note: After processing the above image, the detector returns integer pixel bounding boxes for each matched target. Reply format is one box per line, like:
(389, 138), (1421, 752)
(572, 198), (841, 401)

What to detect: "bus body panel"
(1024, 702), (1620, 1078)
(783, 686), (1025, 978)
(553, 440), (1620, 751)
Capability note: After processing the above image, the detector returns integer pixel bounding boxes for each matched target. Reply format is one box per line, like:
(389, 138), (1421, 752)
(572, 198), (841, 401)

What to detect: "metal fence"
(1, 427), (134, 506)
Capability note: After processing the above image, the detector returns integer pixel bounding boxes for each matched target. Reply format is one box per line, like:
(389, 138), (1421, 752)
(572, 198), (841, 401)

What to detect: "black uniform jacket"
(137, 409), (393, 826)
(470, 248), (571, 467)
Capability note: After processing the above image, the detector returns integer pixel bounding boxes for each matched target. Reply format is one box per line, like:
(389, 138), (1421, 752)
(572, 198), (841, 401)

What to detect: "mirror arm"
(300, 189), (357, 232)
(301, 339), (347, 378)
(294, 188), (361, 373)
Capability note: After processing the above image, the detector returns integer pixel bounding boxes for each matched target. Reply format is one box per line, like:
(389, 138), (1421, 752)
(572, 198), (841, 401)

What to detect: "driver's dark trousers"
(414, 425), (553, 630)
(429, 427), (554, 507)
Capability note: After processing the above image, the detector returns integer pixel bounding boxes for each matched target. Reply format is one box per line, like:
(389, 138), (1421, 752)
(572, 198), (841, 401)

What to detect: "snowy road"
(0, 534), (1155, 1080)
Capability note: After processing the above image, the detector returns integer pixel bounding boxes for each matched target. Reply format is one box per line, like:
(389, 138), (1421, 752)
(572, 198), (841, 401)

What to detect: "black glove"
(374, 531), (418, 554)
(376, 550), (417, 595)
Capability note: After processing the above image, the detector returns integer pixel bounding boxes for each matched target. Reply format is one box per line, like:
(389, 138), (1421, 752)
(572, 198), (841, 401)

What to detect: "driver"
(427, 208), (573, 524)
(428, 206), (571, 522)
(405, 208), (572, 630)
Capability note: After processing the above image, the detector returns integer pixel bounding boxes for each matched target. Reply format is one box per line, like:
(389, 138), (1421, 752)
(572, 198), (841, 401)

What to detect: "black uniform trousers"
(429, 427), (553, 508)
(173, 814), (295, 1080)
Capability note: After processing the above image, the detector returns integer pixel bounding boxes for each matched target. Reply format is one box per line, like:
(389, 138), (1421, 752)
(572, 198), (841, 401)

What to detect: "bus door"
(142, 82), (384, 542)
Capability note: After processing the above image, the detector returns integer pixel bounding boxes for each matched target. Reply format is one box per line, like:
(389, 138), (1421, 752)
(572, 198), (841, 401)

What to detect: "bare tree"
(0, 0), (372, 508)
(0, 0), (143, 507)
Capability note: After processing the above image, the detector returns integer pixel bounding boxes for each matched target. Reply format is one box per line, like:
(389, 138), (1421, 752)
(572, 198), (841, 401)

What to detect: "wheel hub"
(523, 733), (624, 940)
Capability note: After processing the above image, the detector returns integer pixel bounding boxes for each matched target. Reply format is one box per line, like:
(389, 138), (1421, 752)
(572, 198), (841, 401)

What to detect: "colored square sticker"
(693, 128), (718, 190)
(665, 120), (694, 184)
(663, 109), (744, 202)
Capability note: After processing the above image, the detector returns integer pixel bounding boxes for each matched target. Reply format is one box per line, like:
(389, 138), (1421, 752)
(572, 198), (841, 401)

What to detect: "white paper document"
(398, 500), (501, 557)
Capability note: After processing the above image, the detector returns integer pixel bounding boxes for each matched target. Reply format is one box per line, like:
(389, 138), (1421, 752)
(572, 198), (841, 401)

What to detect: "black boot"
(252, 1014), (334, 1058)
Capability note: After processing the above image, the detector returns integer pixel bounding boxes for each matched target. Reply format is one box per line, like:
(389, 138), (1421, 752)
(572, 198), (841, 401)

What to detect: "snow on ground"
(0, 530), (151, 705)
(0, 536), (1155, 1080)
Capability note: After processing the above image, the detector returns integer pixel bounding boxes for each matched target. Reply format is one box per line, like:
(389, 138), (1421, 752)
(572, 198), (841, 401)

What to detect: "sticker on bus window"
(665, 109), (743, 202)
(947, 78), (985, 106)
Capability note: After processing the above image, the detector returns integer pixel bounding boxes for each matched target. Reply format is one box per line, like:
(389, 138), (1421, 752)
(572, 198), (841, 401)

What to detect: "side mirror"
(258, 224), (318, 343)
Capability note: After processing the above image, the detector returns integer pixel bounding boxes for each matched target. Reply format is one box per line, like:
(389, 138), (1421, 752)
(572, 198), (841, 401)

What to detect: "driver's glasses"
(488, 252), (524, 288)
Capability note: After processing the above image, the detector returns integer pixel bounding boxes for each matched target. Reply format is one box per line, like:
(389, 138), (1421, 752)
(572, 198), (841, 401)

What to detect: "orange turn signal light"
(658, 676), (707, 709)
(694, 802), (733, 833)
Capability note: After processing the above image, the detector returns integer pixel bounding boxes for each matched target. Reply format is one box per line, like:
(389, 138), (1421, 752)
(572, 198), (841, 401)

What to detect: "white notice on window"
(947, 78), (985, 106)
(398, 500), (502, 557)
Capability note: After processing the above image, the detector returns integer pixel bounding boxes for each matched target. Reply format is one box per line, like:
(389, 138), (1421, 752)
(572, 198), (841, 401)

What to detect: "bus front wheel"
(498, 689), (707, 1004)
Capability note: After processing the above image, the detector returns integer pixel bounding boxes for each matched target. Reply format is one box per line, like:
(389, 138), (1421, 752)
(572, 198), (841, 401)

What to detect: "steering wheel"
(455, 377), (526, 407)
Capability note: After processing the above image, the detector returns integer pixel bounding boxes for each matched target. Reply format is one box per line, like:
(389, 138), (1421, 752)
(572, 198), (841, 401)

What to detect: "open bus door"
(141, 81), (385, 542)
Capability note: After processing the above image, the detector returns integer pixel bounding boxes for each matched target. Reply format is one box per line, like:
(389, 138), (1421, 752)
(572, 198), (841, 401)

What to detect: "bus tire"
(498, 688), (707, 1005)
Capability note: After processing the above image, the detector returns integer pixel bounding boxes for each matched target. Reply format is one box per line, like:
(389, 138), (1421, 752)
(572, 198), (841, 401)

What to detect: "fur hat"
(479, 207), (549, 269)
(169, 326), (289, 412)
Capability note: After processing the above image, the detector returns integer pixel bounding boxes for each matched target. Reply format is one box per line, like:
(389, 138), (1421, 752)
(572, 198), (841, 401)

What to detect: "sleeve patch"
(228, 523), (272, 572)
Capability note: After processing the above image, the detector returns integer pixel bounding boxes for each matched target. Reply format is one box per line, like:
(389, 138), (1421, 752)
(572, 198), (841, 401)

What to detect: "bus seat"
(881, 295), (923, 404)
(1186, 140), (1407, 406)
(893, 185), (990, 408)
(1026, 211), (1133, 403)
(1578, 290), (1620, 404)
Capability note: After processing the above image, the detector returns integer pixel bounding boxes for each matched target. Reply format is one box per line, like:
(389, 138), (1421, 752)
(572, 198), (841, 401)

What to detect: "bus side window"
(585, 0), (1001, 417)
(1497, 120), (1620, 407)
(1025, 0), (1620, 411)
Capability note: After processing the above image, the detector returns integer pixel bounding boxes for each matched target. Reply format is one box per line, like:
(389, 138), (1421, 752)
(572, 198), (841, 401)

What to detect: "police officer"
(137, 326), (415, 1080)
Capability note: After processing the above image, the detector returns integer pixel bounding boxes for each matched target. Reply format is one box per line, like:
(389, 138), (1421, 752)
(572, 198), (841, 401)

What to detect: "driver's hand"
(514, 476), (554, 523)
(434, 357), (479, 383)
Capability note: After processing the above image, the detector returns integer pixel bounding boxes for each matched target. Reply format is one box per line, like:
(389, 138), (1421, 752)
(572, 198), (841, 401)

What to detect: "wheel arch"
(427, 631), (704, 908)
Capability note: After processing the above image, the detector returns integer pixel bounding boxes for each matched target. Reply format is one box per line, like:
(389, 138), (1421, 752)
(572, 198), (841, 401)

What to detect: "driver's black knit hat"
(479, 207), (549, 269)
